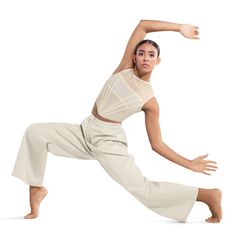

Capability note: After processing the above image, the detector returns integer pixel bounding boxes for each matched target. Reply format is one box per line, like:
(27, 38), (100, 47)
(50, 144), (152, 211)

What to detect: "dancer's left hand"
(189, 154), (217, 175)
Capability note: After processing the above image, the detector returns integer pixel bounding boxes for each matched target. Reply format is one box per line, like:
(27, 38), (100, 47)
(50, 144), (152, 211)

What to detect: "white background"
(0, 0), (235, 235)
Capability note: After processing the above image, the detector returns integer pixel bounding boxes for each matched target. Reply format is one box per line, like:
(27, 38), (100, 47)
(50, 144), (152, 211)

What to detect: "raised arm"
(142, 97), (217, 175)
(113, 19), (199, 74)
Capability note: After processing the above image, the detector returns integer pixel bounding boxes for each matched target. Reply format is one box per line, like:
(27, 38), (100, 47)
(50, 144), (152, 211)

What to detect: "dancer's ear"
(156, 57), (161, 65)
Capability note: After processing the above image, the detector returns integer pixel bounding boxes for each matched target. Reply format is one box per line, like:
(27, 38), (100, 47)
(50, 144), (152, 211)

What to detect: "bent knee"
(25, 123), (48, 139)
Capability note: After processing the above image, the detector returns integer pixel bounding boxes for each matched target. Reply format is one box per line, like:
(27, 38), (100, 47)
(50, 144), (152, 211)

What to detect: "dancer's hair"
(134, 39), (160, 58)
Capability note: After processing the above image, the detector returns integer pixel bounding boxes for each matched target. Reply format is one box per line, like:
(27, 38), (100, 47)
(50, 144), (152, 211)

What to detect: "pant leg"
(93, 137), (198, 222)
(12, 119), (94, 186)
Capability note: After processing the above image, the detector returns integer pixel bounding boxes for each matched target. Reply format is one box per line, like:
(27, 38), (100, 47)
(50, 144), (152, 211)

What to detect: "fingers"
(205, 161), (218, 170)
(203, 171), (211, 175)
(199, 154), (218, 175)
(205, 160), (217, 164)
(206, 164), (217, 169)
(198, 154), (209, 160)
(197, 154), (218, 165)
(203, 169), (217, 175)
(193, 35), (200, 40)
(180, 24), (200, 40)
(194, 26), (199, 34)
(191, 26), (200, 40)
(198, 154), (217, 164)
(206, 167), (217, 172)
(205, 159), (218, 172)
(203, 163), (218, 175)
(193, 153), (218, 175)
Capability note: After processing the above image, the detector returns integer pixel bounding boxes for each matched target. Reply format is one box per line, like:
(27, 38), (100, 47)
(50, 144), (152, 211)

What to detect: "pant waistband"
(89, 114), (122, 127)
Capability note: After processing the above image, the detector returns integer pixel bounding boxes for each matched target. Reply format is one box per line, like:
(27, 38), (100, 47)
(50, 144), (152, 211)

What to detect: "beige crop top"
(95, 68), (155, 122)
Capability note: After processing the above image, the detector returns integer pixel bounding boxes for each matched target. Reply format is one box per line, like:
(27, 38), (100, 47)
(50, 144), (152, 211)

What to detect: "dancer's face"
(133, 43), (160, 73)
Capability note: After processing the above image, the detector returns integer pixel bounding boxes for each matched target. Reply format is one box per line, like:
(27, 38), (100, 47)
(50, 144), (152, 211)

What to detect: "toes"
(205, 217), (220, 223)
(24, 213), (37, 219)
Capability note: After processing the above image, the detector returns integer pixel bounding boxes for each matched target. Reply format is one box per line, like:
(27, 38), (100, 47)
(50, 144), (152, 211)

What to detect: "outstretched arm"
(142, 97), (217, 175)
(113, 19), (199, 74)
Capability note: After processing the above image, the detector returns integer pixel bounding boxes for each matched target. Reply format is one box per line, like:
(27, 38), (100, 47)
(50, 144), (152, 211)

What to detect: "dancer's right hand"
(180, 24), (200, 40)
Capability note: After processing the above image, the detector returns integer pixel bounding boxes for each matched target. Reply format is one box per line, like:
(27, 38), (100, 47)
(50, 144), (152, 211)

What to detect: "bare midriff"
(91, 102), (122, 124)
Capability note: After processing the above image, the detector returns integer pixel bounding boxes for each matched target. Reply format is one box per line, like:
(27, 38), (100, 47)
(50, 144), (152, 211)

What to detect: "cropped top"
(95, 68), (155, 122)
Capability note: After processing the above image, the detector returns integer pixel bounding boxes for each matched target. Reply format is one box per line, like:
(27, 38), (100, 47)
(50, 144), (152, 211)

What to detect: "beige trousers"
(12, 114), (198, 222)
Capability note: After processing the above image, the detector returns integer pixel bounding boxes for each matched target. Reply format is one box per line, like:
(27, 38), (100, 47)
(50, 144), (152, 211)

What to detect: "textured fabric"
(95, 68), (155, 122)
(12, 114), (198, 222)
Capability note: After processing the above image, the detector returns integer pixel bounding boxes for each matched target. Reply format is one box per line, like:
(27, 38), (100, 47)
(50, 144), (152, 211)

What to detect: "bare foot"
(205, 189), (222, 223)
(24, 186), (48, 219)
(197, 188), (222, 223)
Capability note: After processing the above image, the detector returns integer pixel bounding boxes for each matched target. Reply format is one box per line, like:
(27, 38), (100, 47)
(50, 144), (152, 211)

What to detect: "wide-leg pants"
(12, 113), (198, 222)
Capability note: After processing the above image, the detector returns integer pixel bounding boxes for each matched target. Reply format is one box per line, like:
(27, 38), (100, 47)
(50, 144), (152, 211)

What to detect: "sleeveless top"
(95, 68), (155, 122)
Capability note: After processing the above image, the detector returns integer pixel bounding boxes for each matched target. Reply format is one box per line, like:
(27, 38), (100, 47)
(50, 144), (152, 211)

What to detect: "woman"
(12, 19), (222, 223)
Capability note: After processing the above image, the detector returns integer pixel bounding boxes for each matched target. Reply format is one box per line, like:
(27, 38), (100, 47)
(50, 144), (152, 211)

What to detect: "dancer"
(12, 19), (222, 223)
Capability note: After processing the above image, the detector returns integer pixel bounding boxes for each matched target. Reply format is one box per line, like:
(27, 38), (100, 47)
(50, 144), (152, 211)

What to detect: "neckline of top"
(130, 69), (151, 85)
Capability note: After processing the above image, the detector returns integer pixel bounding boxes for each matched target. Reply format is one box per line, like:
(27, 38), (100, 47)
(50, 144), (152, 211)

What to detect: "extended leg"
(95, 149), (198, 222)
